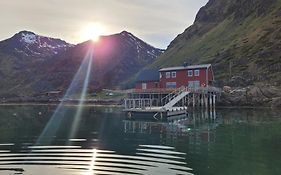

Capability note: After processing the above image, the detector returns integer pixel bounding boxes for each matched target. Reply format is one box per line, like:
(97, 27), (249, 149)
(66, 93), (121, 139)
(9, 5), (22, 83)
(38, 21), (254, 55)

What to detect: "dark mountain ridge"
(0, 30), (162, 98)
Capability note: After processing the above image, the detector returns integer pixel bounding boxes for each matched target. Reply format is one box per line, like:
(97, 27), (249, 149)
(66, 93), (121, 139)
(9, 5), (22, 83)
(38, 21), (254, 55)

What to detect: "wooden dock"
(124, 86), (221, 118)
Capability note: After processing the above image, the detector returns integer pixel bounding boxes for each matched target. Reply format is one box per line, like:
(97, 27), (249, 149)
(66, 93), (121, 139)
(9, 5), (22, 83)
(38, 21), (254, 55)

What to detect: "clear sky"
(0, 0), (208, 49)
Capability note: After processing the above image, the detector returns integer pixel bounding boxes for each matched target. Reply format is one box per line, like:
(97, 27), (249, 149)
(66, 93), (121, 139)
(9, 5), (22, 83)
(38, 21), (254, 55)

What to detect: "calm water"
(0, 105), (280, 175)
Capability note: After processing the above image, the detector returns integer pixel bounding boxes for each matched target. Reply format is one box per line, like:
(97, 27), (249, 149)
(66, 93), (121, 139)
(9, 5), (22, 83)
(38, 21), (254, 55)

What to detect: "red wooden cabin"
(135, 69), (159, 90)
(159, 64), (214, 88)
(135, 64), (214, 90)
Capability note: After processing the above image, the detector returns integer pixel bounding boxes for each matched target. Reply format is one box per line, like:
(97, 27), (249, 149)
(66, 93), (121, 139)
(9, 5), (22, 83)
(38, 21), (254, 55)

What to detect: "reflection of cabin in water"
(123, 110), (219, 143)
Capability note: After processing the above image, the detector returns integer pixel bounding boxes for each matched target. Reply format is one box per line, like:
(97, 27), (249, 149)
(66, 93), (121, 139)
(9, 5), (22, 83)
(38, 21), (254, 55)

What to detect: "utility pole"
(229, 61), (232, 80)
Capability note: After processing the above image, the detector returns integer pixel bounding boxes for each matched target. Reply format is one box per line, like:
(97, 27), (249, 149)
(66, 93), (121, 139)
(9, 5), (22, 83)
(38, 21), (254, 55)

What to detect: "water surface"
(0, 105), (280, 175)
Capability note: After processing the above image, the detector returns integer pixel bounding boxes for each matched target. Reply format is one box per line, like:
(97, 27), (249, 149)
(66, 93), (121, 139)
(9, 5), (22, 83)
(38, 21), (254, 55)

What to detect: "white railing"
(124, 98), (153, 109)
(161, 86), (188, 106)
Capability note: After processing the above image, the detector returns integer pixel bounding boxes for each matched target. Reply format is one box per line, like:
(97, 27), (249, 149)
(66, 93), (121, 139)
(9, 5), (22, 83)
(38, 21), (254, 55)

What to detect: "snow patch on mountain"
(21, 33), (36, 44)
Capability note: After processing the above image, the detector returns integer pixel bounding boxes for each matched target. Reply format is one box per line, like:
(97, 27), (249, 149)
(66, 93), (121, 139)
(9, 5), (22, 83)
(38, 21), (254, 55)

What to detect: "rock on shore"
(218, 85), (281, 108)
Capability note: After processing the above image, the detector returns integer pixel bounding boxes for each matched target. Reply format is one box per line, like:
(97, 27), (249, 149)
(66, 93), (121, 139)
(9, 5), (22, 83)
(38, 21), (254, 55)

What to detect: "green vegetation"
(149, 0), (281, 86)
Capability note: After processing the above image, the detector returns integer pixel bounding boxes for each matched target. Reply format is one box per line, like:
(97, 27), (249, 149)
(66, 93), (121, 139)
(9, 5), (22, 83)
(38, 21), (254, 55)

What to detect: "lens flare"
(36, 48), (93, 145)
(68, 50), (93, 140)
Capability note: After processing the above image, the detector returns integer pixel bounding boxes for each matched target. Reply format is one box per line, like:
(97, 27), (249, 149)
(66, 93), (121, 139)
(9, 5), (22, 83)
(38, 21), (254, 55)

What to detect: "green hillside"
(151, 0), (281, 86)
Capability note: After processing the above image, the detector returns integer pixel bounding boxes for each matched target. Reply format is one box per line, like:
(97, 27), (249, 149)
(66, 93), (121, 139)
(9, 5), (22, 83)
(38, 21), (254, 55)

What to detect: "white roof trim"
(159, 64), (211, 72)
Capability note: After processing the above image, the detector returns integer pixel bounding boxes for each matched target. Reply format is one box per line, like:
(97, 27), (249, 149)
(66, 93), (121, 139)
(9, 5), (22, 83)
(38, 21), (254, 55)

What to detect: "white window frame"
(187, 70), (193, 77)
(171, 71), (176, 78)
(194, 69), (200, 76)
(166, 72), (171, 78)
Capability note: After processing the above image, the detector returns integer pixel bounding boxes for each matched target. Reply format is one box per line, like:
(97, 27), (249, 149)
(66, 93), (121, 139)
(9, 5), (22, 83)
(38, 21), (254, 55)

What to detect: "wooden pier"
(124, 86), (221, 118)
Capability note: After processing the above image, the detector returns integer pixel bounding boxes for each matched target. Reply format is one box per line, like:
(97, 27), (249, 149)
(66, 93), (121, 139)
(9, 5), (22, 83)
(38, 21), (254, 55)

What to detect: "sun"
(80, 23), (105, 42)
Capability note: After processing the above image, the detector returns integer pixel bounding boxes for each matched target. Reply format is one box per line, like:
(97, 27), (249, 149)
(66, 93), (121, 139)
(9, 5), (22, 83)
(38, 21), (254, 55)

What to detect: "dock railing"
(161, 86), (187, 106)
(133, 88), (174, 94)
(124, 86), (222, 110)
(124, 98), (153, 110)
(188, 86), (221, 94)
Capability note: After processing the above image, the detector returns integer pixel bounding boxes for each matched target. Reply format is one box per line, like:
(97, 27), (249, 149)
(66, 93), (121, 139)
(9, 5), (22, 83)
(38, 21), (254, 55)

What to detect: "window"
(141, 83), (147, 90)
(166, 72), (171, 78)
(172, 71), (176, 78)
(195, 70), (200, 76)
(188, 81), (200, 88)
(159, 73), (162, 79)
(166, 82), (177, 89)
(187, 70), (193, 77)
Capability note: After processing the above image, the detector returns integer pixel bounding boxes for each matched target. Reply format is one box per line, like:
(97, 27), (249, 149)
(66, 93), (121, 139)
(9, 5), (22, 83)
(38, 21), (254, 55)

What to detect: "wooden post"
(213, 94), (216, 108)
(205, 94), (208, 109)
(193, 93), (195, 108)
(210, 107), (213, 119)
(209, 93), (213, 109)
(214, 108), (216, 119)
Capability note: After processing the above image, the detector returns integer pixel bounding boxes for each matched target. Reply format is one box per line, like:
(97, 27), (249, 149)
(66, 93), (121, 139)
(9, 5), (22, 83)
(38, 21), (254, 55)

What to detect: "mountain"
(0, 31), (73, 59)
(151, 0), (281, 86)
(0, 31), (162, 98)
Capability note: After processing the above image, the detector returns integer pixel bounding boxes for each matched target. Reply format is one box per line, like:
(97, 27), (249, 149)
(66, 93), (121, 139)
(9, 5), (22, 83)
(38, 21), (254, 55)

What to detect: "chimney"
(183, 62), (189, 67)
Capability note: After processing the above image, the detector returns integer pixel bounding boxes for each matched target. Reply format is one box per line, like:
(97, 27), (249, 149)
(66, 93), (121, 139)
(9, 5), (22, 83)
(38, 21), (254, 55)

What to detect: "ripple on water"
(0, 143), (193, 175)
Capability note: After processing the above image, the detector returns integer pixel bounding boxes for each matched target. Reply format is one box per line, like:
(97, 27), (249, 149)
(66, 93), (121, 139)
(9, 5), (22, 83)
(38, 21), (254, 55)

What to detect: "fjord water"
(0, 105), (280, 175)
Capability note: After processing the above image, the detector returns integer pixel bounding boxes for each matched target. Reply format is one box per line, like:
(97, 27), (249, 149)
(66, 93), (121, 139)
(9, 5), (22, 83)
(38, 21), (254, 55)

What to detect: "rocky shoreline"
(218, 85), (281, 108)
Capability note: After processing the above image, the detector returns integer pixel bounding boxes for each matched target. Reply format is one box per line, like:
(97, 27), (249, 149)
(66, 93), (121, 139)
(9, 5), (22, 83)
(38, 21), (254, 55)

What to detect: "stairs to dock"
(163, 91), (190, 109)
(161, 87), (190, 110)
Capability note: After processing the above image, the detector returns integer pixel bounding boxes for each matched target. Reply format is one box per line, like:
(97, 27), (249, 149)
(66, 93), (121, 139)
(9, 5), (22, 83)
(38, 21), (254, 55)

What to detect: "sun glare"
(80, 23), (105, 42)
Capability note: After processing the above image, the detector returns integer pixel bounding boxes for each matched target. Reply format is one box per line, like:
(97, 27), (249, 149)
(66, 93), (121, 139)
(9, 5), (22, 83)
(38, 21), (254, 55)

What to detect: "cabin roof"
(159, 64), (211, 72)
(137, 69), (159, 82)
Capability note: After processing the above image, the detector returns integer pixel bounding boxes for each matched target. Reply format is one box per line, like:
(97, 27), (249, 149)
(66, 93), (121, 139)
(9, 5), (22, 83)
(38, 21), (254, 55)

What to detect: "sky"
(0, 0), (208, 49)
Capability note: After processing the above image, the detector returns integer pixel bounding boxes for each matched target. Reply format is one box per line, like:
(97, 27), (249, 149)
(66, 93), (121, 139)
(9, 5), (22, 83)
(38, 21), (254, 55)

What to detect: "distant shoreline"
(0, 100), (122, 107)
(0, 103), (122, 107)
(0, 102), (274, 110)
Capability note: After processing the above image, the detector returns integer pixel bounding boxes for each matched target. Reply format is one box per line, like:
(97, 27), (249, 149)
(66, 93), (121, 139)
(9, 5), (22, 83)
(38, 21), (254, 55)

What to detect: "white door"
(194, 81), (200, 88)
(188, 81), (200, 88)
(142, 83), (147, 89)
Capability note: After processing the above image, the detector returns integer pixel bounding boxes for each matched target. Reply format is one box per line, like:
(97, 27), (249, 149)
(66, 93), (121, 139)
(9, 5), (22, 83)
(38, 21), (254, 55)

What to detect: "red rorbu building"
(159, 64), (214, 88)
(135, 69), (159, 90)
(135, 64), (214, 90)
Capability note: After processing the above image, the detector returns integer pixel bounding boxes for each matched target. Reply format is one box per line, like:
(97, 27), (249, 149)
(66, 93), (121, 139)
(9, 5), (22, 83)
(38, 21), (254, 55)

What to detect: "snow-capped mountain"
(119, 31), (163, 58)
(0, 30), (162, 97)
(40, 31), (163, 90)
(0, 31), (73, 58)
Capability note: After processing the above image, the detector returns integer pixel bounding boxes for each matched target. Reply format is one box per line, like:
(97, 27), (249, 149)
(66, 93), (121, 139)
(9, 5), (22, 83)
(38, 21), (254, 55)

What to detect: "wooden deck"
(124, 86), (221, 118)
